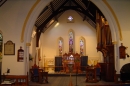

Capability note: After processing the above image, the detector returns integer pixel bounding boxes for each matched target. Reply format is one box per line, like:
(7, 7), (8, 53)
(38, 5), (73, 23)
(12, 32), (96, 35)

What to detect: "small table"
(39, 71), (48, 84)
(86, 66), (98, 82)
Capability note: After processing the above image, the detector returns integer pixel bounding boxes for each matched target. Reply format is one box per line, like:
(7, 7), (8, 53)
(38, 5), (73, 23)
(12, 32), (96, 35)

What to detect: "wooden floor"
(29, 76), (120, 86)
(29, 72), (130, 86)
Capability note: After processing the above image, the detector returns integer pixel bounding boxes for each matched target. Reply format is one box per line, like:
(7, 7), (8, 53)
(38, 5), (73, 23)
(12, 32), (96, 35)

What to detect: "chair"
(39, 71), (48, 84)
(30, 68), (39, 82)
(96, 67), (101, 80)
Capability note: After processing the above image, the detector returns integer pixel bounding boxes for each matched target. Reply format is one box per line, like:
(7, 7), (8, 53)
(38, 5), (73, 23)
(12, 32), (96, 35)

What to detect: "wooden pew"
(1, 73), (28, 86)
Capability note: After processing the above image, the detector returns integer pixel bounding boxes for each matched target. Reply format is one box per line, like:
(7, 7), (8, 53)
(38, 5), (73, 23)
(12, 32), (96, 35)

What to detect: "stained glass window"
(69, 32), (73, 53)
(59, 39), (63, 56)
(68, 16), (73, 21)
(67, 16), (74, 23)
(80, 39), (84, 55)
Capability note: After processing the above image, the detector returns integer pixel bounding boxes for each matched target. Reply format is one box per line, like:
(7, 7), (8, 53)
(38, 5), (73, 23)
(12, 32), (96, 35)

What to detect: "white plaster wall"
(0, 0), (130, 75)
(29, 26), (37, 69)
(40, 10), (100, 65)
(107, 0), (130, 70)
(91, 0), (130, 73)
(0, 0), (35, 75)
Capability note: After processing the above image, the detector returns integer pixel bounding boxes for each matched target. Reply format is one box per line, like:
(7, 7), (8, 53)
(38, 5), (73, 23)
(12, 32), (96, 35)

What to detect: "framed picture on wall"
(4, 40), (15, 55)
(17, 46), (24, 62)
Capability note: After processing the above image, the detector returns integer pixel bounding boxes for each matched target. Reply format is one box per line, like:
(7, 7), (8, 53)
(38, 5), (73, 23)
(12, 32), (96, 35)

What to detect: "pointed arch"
(79, 36), (86, 56)
(91, 0), (120, 73)
(91, 0), (120, 42)
(24, 0), (121, 73)
(57, 37), (64, 56)
(68, 29), (75, 53)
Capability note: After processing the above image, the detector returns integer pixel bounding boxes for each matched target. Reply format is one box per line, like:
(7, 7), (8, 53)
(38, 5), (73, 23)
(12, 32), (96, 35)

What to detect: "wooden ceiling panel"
(35, 0), (104, 34)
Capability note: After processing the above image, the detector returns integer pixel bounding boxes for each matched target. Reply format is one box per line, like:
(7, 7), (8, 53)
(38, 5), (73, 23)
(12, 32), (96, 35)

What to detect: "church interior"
(0, 0), (130, 86)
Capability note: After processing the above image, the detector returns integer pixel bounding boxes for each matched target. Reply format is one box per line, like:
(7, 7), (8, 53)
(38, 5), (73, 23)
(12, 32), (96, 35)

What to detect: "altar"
(48, 64), (54, 73)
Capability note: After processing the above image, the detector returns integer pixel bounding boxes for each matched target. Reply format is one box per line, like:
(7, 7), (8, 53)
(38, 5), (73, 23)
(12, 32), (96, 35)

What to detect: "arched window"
(58, 38), (63, 56)
(79, 37), (85, 56)
(69, 31), (74, 53)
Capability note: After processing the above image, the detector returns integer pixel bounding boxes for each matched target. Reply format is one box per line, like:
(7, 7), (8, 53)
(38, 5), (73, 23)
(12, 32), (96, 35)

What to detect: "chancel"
(0, 0), (130, 86)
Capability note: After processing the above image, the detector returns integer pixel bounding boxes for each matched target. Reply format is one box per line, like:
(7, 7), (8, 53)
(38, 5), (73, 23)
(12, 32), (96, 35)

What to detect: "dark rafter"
(83, 0), (90, 21)
(0, 0), (7, 7)
(35, 0), (104, 47)
(50, 2), (58, 22)
(36, 0), (69, 46)
(39, 6), (48, 17)
(72, 0), (95, 22)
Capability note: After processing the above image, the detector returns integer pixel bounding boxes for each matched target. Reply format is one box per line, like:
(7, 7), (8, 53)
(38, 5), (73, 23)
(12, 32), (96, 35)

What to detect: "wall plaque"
(4, 40), (15, 55)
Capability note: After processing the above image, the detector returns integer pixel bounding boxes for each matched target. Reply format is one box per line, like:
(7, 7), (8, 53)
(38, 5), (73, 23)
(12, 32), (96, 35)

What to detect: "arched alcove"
(57, 37), (64, 56)
(79, 36), (86, 56)
(68, 29), (75, 53)
(24, 0), (120, 73)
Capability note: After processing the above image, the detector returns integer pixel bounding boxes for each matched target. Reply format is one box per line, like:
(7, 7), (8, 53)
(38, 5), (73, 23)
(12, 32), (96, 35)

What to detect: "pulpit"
(86, 66), (98, 82)
(67, 62), (74, 73)
(62, 53), (81, 73)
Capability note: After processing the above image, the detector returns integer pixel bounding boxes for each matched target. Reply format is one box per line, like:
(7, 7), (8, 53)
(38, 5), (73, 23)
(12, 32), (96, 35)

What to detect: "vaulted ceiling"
(35, 0), (104, 46)
(0, 0), (105, 47)
(0, 0), (7, 7)
(0, 0), (104, 34)
(35, 0), (104, 33)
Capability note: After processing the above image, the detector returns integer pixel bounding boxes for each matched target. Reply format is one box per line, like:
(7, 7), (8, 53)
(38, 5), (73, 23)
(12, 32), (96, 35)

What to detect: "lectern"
(68, 62), (74, 86)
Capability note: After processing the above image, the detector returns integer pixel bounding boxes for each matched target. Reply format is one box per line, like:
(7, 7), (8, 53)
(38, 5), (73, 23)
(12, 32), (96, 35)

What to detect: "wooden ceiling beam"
(61, 6), (95, 22)
(72, 0), (95, 23)
(50, 2), (58, 21)
(36, 0), (69, 47)
(38, 6), (48, 17)
(35, 0), (98, 47)
(83, 16), (86, 21)
(38, 0), (68, 30)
